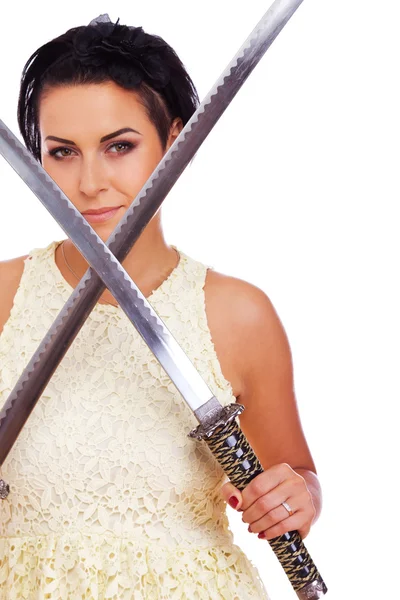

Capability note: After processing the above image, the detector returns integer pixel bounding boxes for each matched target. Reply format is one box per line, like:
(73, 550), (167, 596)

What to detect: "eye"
(49, 147), (75, 159)
(107, 141), (134, 154)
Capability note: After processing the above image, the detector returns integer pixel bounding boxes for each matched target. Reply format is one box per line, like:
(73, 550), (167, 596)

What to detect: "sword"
(0, 0), (306, 468)
(0, 1), (327, 597)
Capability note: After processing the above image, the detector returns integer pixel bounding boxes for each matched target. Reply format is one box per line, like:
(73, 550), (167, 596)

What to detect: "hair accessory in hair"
(88, 14), (112, 26)
(71, 17), (170, 88)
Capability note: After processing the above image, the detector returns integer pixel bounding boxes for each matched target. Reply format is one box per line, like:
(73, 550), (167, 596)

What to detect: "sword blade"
(0, 124), (217, 412)
(0, 0), (304, 465)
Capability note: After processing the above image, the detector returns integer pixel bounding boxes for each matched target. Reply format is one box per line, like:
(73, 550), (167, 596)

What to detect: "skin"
(0, 81), (321, 541)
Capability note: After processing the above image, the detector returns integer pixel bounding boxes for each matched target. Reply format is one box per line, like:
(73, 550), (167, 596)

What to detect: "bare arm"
(205, 271), (321, 537)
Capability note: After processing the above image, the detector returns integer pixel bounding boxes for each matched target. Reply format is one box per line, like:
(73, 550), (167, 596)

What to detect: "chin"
(86, 214), (122, 234)
(87, 224), (113, 242)
(99, 229), (113, 243)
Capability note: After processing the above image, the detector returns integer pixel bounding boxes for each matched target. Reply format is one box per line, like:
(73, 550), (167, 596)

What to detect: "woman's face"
(39, 81), (179, 240)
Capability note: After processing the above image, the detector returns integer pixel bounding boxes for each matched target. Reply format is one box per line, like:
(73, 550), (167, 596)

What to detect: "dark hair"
(18, 15), (199, 161)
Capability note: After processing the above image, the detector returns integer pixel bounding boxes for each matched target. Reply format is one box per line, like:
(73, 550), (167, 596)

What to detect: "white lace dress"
(0, 241), (270, 599)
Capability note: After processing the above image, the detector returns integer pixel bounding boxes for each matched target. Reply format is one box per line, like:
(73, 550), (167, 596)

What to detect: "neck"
(57, 216), (178, 303)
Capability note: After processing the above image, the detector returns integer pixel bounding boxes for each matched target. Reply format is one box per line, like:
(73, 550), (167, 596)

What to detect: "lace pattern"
(0, 241), (269, 599)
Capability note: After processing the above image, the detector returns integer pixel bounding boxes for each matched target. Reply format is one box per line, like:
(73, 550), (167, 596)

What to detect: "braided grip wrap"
(189, 405), (327, 598)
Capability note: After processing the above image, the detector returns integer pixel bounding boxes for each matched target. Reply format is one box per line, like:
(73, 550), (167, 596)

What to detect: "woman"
(0, 14), (321, 599)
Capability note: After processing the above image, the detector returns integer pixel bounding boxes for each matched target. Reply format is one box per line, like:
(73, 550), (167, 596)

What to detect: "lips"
(82, 207), (120, 215)
(82, 206), (122, 223)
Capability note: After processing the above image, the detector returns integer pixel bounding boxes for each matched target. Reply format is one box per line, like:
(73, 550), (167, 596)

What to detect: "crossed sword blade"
(0, 1), (327, 597)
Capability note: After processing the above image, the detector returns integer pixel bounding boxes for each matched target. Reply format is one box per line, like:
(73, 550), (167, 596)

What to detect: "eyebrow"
(44, 127), (142, 145)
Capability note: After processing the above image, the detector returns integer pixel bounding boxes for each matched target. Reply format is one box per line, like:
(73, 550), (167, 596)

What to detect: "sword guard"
(188, 403), (244, 440)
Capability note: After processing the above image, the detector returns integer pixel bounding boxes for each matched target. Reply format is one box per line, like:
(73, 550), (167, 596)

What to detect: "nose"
(78, 156), (108, 197)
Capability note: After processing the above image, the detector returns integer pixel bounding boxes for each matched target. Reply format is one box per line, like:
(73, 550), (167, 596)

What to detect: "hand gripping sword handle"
(189, 404), (327, 599)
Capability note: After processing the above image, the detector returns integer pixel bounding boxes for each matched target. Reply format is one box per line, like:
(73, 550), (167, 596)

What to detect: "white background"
(1, 1), (399, 598)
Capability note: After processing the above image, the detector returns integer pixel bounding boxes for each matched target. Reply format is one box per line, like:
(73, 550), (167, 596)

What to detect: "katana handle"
(189, 404), (327, 599)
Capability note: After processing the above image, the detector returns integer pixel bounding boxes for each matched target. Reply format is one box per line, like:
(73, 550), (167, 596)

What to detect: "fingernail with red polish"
(228, 496), (239, 509)
(248, 525), (252, 533)
(258, 532), (265, 539)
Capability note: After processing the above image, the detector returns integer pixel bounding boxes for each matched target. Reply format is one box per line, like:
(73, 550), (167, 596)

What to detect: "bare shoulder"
(204, 268), (290, 397)
(205, 269), (281, 324)
(0, 254), (29, 336)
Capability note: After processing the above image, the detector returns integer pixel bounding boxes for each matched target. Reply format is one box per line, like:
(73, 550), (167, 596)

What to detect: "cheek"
(111, 145), (164, 194)
(41, 156), (56, 178)
(42, 157), (78, 196)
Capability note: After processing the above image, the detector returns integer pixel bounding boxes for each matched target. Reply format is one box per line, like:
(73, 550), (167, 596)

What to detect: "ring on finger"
(281, 501), (294, 517)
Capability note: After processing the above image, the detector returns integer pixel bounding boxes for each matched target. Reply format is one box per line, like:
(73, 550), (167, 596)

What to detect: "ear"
(166, 117), (183, 150)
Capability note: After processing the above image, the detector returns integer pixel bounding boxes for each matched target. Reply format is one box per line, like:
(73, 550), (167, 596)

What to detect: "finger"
(220, 481), (243, 510)
(241, 464), (294, 510)
(247, 502), (298, 534)
(258, 513), (307, 541)
(241, 481), (293, 524)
